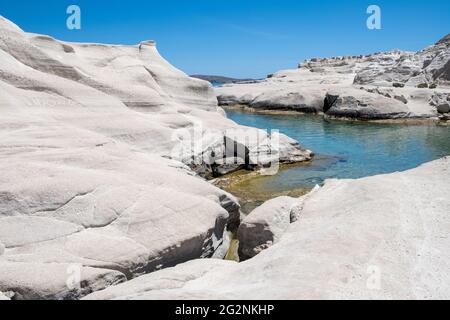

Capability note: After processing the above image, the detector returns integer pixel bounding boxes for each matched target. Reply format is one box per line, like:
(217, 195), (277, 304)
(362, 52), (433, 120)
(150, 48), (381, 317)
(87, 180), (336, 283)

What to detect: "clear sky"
(1, 0), (449, 78)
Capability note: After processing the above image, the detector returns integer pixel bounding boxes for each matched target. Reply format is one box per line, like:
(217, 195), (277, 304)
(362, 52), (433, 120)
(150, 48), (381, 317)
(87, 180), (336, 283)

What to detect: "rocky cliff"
(217, 34), (450, 120)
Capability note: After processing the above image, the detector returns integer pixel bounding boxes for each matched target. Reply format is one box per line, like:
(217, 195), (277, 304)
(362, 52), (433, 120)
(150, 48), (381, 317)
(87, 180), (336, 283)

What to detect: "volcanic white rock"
(237, 196), (299, 260)
(0, 16), (311, 299)
(0, 291), (10, 300)
(216, 35), (450, 120)
(85, 157), (450, 300)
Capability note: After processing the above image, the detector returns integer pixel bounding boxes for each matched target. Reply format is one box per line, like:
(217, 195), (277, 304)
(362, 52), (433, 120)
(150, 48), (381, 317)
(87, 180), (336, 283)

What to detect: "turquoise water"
(226, 110), (450, 192)
(211, 81), (224, 87)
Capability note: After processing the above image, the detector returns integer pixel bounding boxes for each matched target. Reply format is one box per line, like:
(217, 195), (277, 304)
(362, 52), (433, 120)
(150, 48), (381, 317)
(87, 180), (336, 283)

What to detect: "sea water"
(226, 110), (450, 192)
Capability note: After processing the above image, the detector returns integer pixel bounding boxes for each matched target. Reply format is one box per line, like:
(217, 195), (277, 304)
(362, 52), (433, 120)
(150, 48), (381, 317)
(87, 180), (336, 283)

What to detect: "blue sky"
(1, 0), (449, 78)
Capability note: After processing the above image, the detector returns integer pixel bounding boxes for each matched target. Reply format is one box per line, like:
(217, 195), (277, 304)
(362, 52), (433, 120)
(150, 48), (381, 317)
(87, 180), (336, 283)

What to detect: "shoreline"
(211, 160), (315, 214)
(222, 104), (450, 126)
(217, 107), (450, 215)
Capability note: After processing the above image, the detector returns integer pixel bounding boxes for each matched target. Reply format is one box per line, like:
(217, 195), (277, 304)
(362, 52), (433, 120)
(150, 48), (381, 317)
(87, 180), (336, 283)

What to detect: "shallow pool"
(226, 110), (450, 193)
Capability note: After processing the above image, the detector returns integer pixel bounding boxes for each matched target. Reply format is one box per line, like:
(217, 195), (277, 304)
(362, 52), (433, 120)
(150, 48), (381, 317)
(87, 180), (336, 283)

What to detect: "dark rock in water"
(216, 32), (450, 120)
(323, 93), (409, 120)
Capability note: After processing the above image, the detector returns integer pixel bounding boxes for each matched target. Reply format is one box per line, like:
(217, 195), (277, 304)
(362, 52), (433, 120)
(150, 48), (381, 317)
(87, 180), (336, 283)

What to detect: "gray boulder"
(324, 89), (410, 120)
(437, 103), (450, 114)
(237, 196), (299, 261)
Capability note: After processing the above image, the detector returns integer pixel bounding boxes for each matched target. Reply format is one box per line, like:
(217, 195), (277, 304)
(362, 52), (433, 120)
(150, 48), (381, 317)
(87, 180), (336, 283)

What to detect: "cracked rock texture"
(0, 16), (312, 299)
(85, 158), (450, 300)
(217, 34), (450, 120)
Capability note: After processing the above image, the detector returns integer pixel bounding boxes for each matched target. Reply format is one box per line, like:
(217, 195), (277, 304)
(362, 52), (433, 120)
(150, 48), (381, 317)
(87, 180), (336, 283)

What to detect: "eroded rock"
(237, 196), (299, 260)
(85, 158), (450, 300)
(216, 34), (450, 120)
(0, 16), (311, 299)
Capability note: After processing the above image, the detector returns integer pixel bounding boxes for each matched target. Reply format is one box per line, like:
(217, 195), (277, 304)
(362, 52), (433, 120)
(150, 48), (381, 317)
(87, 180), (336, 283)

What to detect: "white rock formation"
(238, 185), (322, 260)
(0, 262), (126, 300)
(216, 35), (450, 120)
(237, 196), (299, 260)
(85, 157), (450, 300)
(0, 291), (10, 300)
(354, 36), (450, 87)
(0, 16), (312, 299)
(84, 259), (236, 300)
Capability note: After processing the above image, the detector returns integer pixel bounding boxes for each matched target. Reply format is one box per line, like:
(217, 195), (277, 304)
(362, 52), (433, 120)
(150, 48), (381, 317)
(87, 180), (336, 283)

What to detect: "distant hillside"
(191, 75), (256, 85)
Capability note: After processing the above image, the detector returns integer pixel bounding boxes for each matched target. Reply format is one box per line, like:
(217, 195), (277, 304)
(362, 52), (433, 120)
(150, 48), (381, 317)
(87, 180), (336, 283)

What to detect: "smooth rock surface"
(0, 291), (10, 300)
(84, 259), (236, 300)
(0, 261), (126, 300)
(86, 158), (450, 300)
(237, 196), (299, 260)
(0, 16), (312, 299)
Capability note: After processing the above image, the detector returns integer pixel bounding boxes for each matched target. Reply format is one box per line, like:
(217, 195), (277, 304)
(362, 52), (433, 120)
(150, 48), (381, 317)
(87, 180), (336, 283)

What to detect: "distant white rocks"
(85, 157), (450, 300)
(0, 16), (312, 299)
(216, 34), (450, 120)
